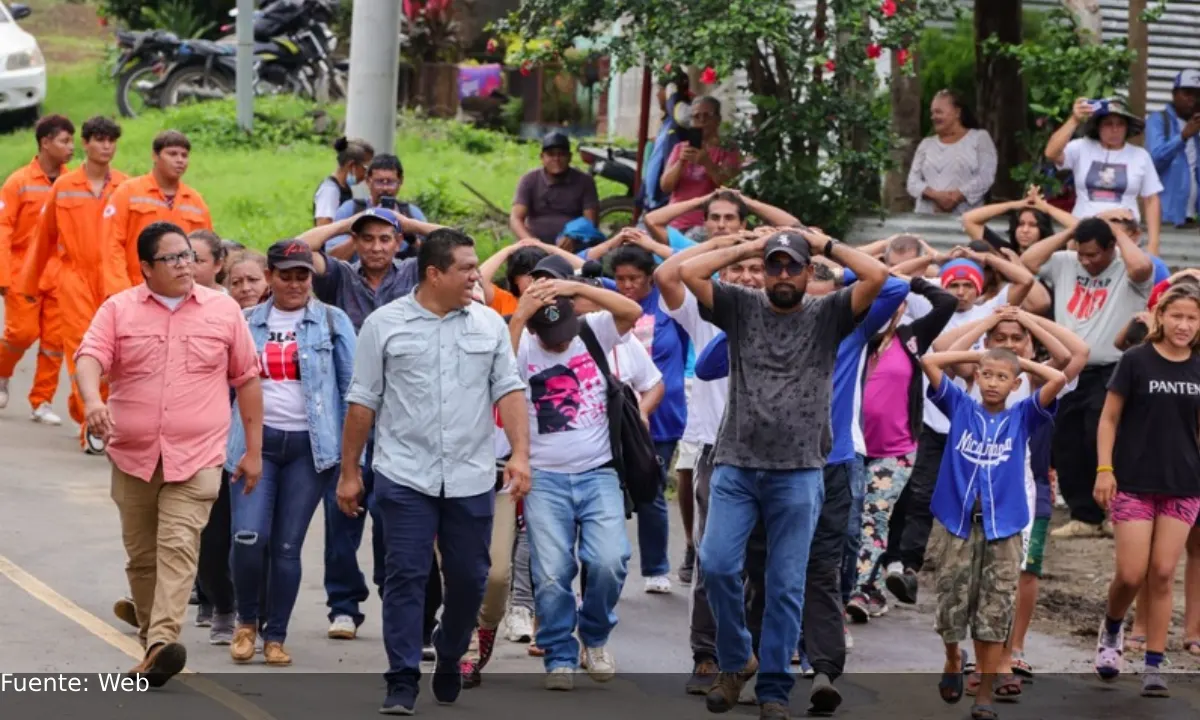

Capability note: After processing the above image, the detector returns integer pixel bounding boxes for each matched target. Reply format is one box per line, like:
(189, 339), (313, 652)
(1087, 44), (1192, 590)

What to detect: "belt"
(970, 509), (984, 525)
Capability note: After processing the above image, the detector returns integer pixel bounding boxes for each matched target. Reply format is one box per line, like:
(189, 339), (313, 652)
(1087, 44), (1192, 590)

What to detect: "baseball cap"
(351, 207), (401, 234)
(267, 239), (316, 271)
(940, 258), (984, 293)
(541, 131), (571, 152)
(1176, 69), (1200, 91)
(527, 296), (580, 347)
(763, 230), (812, 265)
(530, 255), (574, 281)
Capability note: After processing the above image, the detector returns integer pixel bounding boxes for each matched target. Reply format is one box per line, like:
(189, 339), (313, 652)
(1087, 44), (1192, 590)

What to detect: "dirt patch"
(20, 0), (111, 65)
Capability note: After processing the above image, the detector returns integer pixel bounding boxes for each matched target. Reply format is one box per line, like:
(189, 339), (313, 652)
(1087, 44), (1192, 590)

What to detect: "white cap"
(1175, 69), (1200, 90)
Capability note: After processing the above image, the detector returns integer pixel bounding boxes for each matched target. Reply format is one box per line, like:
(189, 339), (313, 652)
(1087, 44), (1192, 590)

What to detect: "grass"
(1, 65), (621, 255)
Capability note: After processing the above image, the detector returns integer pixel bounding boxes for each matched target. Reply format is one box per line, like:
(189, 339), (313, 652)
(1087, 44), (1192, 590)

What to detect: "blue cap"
(351, 207), (401, 233)
(557, 217), (606, 249)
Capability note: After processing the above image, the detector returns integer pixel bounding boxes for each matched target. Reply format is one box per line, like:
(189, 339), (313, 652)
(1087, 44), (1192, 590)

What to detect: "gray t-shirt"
(700, 282), (856, 470)
(1038, 250), (1153, 366)
(513, 167), (600, 243)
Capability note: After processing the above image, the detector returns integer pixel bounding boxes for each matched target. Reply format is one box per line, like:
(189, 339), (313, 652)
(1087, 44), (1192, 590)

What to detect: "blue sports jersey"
(928, 378), (1056, 541)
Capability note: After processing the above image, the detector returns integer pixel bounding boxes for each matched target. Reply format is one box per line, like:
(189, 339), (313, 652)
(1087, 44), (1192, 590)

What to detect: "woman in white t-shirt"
(1045, 97), (1163, 251)
(224, 240), (358, 667)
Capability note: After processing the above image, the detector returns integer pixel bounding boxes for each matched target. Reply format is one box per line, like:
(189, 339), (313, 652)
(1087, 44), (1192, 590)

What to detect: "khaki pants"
(111, 461), (221, 648)
(462, 491), (516, 662)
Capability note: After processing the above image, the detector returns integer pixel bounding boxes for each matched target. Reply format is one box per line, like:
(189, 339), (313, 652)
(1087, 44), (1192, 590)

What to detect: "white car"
(0, 3), (45, 124)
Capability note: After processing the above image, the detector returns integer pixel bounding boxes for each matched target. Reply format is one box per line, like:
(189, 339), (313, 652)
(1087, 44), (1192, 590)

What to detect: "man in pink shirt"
(75, 221), (263, 687)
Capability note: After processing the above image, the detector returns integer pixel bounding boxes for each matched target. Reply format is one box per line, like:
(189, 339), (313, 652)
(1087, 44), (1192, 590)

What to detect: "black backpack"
(578, 322), (661, 511)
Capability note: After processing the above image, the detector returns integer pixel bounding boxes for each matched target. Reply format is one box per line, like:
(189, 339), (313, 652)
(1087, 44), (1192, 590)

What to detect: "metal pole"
(631, 66), (652, 223)
(235, 0), (254, 132)
(346, 0), (403, 153)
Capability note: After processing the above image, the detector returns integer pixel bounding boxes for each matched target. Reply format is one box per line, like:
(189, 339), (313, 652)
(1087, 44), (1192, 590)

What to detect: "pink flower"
(897, 48), (910, 66)
(520, 62), (532, 77)
(664, 62), (672, 73)
(881, 0), (897, 18)
(1036, 117), (1047, 128)
(700, 66), (718, 85)
(824, 60), (836, 72)
(866, 44), (883, 60)
(486, 38), (498, 54)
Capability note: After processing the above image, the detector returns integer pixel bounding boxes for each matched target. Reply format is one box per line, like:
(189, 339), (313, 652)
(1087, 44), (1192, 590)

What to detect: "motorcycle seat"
(181, 39), (236, 56)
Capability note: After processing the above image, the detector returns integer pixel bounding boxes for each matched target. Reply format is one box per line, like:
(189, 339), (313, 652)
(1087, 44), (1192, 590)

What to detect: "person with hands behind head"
(74, 221), (263, 689)
(920, 346), (1064, 720)
(336, 229), (529, 716)
(1092, 284), (1200, 698)
(584, 226), (675, 263)
(679, 227), (886, 716)
(506, 264), (641, 690)
(962, 185), (1075, 255)
(644, 188), (798, 250)
(478, 237), (585, 314)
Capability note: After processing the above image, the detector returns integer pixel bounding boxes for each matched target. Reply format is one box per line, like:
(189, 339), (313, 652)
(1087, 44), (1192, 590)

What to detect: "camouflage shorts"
(929, 520), (1022, 644)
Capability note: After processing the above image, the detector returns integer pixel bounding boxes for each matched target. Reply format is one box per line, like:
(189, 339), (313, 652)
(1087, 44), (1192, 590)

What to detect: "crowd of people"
(2, 80), (1200, 720)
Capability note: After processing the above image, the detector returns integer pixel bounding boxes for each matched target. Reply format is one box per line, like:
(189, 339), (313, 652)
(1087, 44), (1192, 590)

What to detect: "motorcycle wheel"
(597, 195), (636, 237)
(161, 66), (234, 109)
(116, 60), (164, 119)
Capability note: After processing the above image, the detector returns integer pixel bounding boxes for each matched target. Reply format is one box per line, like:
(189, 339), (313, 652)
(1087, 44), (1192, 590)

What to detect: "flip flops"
(995, 674), (1022, 702)
(970, 705), (999, 720)
(1011, 656), (1034, 679)
(938, 649), (968, 704)
(1183, 639), (1200, 657)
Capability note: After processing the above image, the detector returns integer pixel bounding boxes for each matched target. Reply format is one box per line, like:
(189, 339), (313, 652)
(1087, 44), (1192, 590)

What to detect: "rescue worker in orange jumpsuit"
(21, 116), (128, 453)
(0, 114), (75, 424)
(101, 129), (212, 298)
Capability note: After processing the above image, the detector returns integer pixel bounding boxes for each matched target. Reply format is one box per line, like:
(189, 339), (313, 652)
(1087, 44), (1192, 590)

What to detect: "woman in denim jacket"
(225, 240), (357, 665)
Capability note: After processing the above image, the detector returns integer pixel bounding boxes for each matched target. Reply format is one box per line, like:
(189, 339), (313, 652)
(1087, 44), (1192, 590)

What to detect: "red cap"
(1148, 279), (1172, 311)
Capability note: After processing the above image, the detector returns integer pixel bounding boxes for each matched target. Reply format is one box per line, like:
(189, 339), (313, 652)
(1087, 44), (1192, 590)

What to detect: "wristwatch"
(822, 239), (838, 258)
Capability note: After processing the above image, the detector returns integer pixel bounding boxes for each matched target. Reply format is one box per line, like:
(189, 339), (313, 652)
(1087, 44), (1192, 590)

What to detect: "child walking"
(921, 347), (1066, 720)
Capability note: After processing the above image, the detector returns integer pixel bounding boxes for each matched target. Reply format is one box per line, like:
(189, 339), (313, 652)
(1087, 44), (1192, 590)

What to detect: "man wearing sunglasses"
(75, 221), (262, 689)
(679, 227), (887, 717)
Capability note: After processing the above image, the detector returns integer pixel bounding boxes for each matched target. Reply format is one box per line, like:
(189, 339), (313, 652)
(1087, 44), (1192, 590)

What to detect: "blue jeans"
(633, 440), (674, 577)
(323, 437), (385, 625)
(700, 464), (823, 705)
(525, 466), (631, 671)
(841, 455), (867, 604)
(230, 427), (332, 642)
(376, 477), (493, 690)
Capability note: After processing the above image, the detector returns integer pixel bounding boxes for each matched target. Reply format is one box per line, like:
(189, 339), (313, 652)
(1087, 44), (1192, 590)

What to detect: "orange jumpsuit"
(21, 166), (129, 438)
(0, 158), (66, 409)
(100, 174), (213, 298)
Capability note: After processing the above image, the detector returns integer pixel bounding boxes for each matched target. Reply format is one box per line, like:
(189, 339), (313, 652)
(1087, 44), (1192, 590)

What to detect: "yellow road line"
(0, 552), (278, 720)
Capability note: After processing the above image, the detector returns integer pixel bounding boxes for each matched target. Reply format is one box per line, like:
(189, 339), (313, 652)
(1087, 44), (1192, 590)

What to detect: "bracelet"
(823, 239), (837, 258)
(1096, 465), (1114, 474)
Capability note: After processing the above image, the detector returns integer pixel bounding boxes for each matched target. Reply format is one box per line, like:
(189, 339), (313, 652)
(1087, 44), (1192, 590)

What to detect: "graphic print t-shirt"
(1059, 138), (1163, 221)
(517, 312), (623, 473)
(1039, 251), (1154, 366)
(1108, 343), (1200, 496)
(633, 286), (688, 443)
(260, 307), (308, 431)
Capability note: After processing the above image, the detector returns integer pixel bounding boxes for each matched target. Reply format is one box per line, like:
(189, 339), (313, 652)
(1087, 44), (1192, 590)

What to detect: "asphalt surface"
(0, 335), (1196, 719)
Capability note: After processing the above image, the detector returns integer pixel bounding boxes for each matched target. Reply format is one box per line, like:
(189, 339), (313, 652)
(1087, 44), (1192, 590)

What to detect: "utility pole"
(345, 0), (403, 153)
(235, 0), (254, 131)
(1129, 0), (1149, 126)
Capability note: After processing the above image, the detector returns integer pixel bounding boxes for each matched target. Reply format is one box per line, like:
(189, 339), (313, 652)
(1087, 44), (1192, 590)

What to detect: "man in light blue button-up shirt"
(335, 229), (530, 714)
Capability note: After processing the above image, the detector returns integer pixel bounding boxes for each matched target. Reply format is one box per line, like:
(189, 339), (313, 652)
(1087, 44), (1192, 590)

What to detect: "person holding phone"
(659, 97), (742, 234)
(1145, 69), (1200, 227)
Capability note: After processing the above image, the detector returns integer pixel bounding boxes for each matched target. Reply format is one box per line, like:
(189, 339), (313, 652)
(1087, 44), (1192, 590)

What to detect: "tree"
(885, 0), (922, 212)
(493, 0), (959, 236)
(975, 0), (1025, 200)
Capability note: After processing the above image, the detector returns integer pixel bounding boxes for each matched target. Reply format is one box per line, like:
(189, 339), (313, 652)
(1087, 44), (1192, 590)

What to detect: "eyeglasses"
(153, 251), (197, 266)
(765, 258), (807, 277)
(370, 177), (400, 188)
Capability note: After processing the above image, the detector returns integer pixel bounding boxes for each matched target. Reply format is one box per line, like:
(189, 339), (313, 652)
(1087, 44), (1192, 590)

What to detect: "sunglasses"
(764, 257), (807, 277)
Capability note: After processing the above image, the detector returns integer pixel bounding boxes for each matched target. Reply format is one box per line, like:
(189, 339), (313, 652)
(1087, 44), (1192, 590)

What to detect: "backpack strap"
(578, 321), (614, 379)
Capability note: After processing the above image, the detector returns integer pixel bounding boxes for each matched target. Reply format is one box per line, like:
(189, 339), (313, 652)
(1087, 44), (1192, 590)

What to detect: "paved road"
(0, 345), (1196, 718)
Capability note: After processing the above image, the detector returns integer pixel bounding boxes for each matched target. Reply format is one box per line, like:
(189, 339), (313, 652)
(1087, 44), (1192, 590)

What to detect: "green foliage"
(916, 18), (975, 136)
(447, 123), (499, 154)
(98, 0), (234, 37)
(160, 97), (342, 150)
(412, 176), (474, 222)
(500, 97), (524, 135)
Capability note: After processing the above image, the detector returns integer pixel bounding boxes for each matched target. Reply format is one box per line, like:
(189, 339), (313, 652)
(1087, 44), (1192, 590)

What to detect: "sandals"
(1010, 656), (1034, 679)
(970, 705), (999, 720)
(1184, 639), (1200, 657)
(965, 664), (980, 697)
(994, 674), (1022, 702)
(1125, 634), (1147, 653)
(938, 649), (967, 704)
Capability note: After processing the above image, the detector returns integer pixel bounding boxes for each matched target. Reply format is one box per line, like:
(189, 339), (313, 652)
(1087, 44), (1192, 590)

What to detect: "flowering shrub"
(493, 0), (958, 235)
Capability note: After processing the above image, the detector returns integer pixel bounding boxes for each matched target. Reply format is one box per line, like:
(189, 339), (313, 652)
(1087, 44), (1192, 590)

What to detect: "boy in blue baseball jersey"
(921, 347), (1066, 720)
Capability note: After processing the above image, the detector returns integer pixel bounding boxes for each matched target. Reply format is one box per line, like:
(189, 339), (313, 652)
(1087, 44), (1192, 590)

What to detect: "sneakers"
(422, 641), (436, 662)
(686, 658), (718, 695)
(1142, 667), (1169, 697)
(866, 586), (890, 617)
(84, 430), (106, 455)
(380, 683), (417, 715)
(195, 604), (213, 628)
(644, 575), (672, 594)
(431, 662), (462, 705)
(885, 566), (919, 605)
(545, 667), (575, 691)
(1094, 621), (1124, 681)
(328, 615), (357, 640)
(583, 646), (616, 682)
(706, 654), (759, 713)
(678, 544), (696, 585)
(461, 627), (496, 689)
(808, 673), (841, 716)
(0, 378), (8, 408)
(209, 613), (234, 645)
(31, 403), (62, 426)
(461, 659), (482, 690)
(231, 626), (256, 663)
(504, 605), (534, 642)
(263, 641), (291, 666)
(1051, 519), (1105, 539)
(113, 597), (139, 629)
(845, 593), (870, 624)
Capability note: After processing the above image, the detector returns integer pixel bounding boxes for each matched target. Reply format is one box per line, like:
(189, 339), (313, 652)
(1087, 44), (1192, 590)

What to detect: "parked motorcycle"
(112, 29), (181, 118)
(578, 144), (638, 235)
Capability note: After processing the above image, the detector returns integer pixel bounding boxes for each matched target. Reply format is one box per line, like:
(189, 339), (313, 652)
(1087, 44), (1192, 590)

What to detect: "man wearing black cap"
(507, 258), (643, 690)
(679, 227), (887, 719)
(510, 131), (600, 245)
